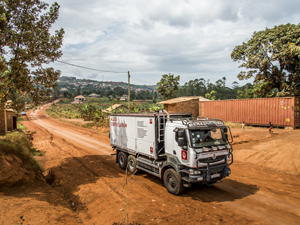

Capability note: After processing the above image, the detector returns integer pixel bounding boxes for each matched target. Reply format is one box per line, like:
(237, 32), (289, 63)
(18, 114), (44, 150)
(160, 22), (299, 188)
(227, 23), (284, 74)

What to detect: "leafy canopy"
(231, 23), (300, 97)
(0, 0), (64, 110)
(157, 73), (180, 100)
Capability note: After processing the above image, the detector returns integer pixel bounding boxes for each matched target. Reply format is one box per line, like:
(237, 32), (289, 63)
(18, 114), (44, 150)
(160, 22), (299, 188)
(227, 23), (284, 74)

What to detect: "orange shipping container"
(199, 97), (300, 128)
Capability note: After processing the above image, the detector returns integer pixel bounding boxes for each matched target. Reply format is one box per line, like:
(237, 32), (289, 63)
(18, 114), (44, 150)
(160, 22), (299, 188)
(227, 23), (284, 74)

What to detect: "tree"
(157, 73), (180, 100)
(231, 23), (300, 97)
(0, 0), (64, 110)
(205, 90), (217, 100)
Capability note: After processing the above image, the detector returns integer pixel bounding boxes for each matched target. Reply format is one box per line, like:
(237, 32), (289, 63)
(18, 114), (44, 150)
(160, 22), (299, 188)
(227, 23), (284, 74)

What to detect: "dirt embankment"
(1, 105), (300, 225)
(231, 127), (300, 174)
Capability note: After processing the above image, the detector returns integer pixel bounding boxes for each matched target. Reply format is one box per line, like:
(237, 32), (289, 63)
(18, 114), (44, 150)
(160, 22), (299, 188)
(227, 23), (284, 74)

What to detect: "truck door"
(174, 129), (190, 166)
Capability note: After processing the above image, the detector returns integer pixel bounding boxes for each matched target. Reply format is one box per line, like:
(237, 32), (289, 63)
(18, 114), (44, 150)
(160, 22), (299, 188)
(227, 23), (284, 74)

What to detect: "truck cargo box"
(110, 112), (191, 159)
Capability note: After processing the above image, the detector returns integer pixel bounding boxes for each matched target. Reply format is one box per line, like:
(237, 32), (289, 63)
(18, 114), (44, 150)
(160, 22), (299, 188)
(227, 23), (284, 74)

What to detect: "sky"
(45, 0), (300, 87)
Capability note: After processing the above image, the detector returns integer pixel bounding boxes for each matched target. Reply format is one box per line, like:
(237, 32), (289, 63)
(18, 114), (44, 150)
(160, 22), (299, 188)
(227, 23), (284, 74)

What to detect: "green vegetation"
(46, 97), (163, 129)
(17, 117), (25, 131)
(17, 124), (26, 131)
(231, 23), (300, 97)
(46, 103), (81, 119)
(157, 73), (180, 100)
(0, 0), (64, 110)
(0, 132), (43, 171)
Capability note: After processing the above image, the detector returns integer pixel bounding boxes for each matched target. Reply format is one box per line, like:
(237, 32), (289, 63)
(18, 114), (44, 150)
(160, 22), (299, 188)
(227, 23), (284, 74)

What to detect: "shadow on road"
(184, 178), (259, 202)
(137, 172), (259, 202)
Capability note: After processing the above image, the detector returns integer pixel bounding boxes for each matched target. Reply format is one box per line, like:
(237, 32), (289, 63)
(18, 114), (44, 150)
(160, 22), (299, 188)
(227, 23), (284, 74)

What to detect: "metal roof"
(103, 104), (125, 113)
(159, 96), (210, 104)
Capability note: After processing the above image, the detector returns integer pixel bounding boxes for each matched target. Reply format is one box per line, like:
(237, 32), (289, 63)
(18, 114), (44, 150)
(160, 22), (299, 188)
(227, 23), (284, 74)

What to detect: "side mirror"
(178, 137), (187, 147)
(178, 130), (185, 138)
(177, 129), (187, 147)
(225, 133), (228, 141)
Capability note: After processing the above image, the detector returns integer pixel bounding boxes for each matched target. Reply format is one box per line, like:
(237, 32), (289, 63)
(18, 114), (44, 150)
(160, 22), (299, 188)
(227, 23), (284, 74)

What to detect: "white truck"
(109, 111), (233, 195)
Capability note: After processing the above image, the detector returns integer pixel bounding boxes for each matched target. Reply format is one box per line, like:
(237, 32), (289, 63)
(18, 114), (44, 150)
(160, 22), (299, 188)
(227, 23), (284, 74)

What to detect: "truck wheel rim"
(129, 159), (134, 170)
(120, 156), (124, 165)
(168, 176), (175, 188)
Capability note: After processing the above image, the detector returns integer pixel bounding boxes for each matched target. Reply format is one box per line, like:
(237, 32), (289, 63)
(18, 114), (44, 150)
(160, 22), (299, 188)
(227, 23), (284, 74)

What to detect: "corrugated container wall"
(199, 97), (300, 128)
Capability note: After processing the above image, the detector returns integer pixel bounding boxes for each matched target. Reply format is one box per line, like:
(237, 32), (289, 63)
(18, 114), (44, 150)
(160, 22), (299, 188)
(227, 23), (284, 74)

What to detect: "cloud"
(45, 0), (300, 86)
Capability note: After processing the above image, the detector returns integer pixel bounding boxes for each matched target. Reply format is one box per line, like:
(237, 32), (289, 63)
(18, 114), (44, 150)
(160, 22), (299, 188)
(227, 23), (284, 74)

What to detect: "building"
(6, 109), (13, 132)
(74, 95), (86, 101)
(88, 93), (100, 98)
(120, 94), (128, 101)
(0, 105), (7, 136)
(159, 96), (210, 117)
(103, 104), (125, 114)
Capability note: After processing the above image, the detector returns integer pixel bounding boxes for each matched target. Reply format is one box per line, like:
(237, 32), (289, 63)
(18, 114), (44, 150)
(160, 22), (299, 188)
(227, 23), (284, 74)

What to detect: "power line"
(56, 60), (155, 85)
(131, 76), (154, 85)
(56, 60), (126, 74)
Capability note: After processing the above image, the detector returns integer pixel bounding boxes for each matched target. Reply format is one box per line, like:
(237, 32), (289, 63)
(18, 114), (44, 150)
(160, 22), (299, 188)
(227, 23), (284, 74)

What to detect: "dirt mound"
(0, 132), (43, 189)
(232, 127), (300, 174)
(0, 153), (38, 189)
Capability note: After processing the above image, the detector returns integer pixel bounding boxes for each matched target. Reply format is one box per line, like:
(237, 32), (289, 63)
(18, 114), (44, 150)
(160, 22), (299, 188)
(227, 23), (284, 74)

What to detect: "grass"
(17, 117), (26, 131)
(17, 124), (26, 131)
(0, 132), (43, 171)
(17, 117), (24, 122)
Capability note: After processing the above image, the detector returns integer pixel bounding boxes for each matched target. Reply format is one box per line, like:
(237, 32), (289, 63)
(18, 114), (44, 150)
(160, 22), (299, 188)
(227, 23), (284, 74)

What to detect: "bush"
(0, 132), (43, 171)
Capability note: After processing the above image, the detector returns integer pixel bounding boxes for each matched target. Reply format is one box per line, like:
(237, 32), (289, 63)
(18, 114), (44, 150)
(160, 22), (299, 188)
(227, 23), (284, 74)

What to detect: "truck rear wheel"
(118, 151), (128, 170)
(163, 168), (185, 195)
(127, 155), (139, 174)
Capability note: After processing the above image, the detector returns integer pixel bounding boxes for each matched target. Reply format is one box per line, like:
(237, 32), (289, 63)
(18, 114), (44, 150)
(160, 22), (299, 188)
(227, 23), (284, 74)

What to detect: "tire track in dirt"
(25, 110), (129, 223)
(22, 105), (300, 225)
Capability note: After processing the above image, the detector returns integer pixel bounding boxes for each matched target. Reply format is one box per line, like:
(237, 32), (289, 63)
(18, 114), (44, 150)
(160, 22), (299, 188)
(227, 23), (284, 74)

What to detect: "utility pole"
(128, 71), (130, 112)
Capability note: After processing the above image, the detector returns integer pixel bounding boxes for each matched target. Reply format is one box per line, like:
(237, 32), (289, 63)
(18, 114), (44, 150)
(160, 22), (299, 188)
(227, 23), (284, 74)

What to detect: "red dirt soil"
(1, 103), (300, 225)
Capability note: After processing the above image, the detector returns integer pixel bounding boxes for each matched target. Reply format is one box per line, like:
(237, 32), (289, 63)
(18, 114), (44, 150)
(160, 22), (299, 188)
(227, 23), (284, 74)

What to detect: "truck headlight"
(212, 146), (218, 151)
(189, 169), (201, 175)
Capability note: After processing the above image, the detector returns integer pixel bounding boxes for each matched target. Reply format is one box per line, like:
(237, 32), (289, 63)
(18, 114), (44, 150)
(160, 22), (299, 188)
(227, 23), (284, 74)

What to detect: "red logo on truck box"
(181, 150), (187, 160)
(150, 119), (153, 124)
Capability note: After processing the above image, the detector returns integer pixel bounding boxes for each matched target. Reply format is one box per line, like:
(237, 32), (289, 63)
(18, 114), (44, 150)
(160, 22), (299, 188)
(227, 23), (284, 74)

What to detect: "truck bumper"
(187, 165), (231, 183)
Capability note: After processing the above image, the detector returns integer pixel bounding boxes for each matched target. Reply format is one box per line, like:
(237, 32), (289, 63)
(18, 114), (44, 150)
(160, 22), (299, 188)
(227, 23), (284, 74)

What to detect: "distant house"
(120, 94), (128, 101)
(60, 87), (68, 92)
(71, 95), (85, 104)
(88, 93), (100, 98)
(74, 95), (86, 101)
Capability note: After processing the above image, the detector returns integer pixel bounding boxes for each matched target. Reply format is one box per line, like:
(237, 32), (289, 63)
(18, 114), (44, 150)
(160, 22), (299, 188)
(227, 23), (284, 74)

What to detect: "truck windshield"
(190, 128), (227, 148)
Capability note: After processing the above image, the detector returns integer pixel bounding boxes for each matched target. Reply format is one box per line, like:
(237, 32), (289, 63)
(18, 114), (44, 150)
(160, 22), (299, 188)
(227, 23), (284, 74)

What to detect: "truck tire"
(118, 151), (128, 170)
(127, 155), (140, 174)
(163, 168), (185, 195)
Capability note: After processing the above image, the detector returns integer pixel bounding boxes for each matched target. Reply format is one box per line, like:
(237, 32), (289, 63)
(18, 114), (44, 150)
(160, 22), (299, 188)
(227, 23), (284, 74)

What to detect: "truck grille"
(198, 155), (225, 164)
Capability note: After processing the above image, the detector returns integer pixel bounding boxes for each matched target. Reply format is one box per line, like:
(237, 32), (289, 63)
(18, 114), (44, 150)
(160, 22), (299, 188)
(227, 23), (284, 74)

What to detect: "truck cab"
(110, 112), (233, 195)
(164, 119), (233, 191)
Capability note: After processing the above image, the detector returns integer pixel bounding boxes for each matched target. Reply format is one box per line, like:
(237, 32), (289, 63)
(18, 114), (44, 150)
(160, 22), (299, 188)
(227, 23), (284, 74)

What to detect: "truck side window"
(175, 130), (178, 143)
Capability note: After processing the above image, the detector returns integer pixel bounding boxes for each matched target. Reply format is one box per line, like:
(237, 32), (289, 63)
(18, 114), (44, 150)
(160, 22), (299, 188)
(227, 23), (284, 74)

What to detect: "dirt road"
(2, 103), (300, 225)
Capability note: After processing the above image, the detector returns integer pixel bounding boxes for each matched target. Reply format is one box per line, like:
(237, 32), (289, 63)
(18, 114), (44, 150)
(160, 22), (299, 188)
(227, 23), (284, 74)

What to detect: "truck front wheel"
(163, 168), (185, 195)
(127, 155), (139, 174)
(118, 151), (128, 170)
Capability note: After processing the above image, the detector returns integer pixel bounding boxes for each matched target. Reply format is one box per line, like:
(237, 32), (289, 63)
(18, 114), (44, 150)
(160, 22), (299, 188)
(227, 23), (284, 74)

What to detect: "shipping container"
(199, 97), (300, 128)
